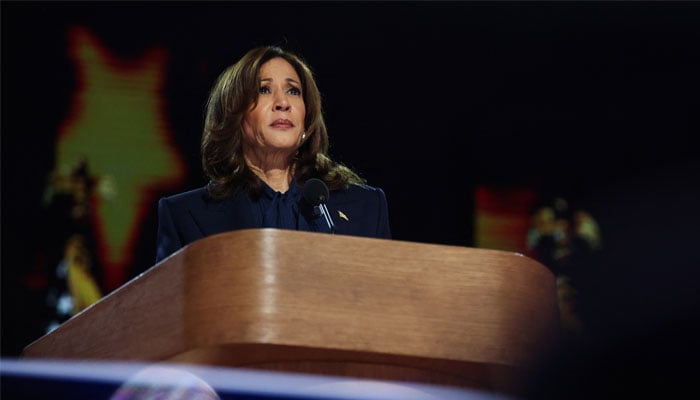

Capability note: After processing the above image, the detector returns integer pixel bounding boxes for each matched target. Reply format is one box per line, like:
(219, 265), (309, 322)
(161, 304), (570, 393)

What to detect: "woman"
(155, 46), (391, 263)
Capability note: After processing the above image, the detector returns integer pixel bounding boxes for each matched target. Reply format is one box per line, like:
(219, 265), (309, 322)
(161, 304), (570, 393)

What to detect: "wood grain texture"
(23, 228), (558, 391)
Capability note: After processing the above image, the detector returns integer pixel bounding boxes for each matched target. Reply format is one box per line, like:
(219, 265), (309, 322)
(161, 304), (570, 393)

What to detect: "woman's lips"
(270, 119), (294, 128)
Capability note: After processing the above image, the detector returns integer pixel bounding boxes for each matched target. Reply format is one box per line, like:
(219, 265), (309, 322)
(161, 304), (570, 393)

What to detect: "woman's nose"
(274, 94), (290, 111)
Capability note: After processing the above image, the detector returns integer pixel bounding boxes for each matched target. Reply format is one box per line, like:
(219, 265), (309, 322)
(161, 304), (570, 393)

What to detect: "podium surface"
(23, 229), (558, 392)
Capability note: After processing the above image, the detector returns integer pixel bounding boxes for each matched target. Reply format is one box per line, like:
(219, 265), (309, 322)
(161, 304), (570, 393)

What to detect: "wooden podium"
(23, 229), (558, 393)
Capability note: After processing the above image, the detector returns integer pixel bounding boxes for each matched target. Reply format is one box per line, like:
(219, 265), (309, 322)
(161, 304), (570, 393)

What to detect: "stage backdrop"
(2, 2), (699, 360)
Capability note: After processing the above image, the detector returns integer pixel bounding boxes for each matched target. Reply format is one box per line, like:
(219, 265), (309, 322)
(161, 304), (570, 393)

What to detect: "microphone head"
(302, 178), (330, 206)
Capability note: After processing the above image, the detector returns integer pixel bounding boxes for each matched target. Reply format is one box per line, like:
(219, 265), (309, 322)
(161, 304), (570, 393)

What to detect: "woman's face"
(242, 57), (306, 157)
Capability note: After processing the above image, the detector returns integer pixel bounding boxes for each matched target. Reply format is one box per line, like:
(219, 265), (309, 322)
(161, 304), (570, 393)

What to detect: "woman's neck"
(244, 152), (294, 193)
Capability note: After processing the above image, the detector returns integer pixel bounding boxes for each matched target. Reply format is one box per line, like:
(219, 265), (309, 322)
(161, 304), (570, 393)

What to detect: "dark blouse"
(256, 181), (310, 231)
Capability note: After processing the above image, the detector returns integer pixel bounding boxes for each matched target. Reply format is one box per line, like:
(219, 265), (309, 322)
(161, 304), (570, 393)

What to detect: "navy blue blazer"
(155, 183), (391, 263)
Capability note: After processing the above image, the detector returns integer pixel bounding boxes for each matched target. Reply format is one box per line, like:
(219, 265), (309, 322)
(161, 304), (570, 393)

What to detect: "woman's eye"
(288, 87), (301, 96)
(258, 86), (271, 94)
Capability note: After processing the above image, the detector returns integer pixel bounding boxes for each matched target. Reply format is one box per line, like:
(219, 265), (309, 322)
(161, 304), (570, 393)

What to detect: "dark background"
(2, 1), (700, 394)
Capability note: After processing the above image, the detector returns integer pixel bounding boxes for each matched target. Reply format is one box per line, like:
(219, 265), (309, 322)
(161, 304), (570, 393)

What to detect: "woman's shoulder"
(332, 182), (387, 204)
(345, 182), (385, 194)
(160, 186), (212, 206)
(160, 185), (250, 210)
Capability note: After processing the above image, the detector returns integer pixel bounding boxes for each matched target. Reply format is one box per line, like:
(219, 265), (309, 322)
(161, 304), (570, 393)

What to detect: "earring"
(301, 132), (306, 140)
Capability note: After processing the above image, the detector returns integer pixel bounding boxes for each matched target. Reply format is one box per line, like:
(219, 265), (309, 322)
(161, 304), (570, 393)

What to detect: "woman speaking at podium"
(155, 46), (391, 263)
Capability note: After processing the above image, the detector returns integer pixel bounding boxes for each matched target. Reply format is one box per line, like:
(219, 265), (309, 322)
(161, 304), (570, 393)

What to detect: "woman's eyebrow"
(259, 77), (300, 85)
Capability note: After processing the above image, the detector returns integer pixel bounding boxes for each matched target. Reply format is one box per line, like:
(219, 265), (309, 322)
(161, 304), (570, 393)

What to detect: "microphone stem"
(320, 203), (335, 233)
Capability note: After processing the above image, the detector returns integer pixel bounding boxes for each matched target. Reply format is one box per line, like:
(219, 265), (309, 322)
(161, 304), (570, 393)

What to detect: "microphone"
(302, 178), (335, 233)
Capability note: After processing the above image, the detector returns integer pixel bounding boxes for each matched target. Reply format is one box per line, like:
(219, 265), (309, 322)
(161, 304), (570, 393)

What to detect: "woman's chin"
(264, 138), (301, 152)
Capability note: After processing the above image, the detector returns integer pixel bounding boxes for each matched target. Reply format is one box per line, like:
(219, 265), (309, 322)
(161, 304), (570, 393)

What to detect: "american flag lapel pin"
(338, 210), (349, 221)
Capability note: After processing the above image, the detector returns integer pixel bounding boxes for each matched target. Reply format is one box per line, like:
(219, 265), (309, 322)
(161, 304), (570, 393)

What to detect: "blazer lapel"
(188, 190), (257, 236)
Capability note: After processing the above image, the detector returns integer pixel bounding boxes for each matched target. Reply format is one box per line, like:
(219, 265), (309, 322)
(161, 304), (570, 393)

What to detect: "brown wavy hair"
(201, 45), (365, 200)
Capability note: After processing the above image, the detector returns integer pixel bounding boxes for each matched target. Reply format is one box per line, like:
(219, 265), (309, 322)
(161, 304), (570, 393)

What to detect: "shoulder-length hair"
(201, 45), (364, 200)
